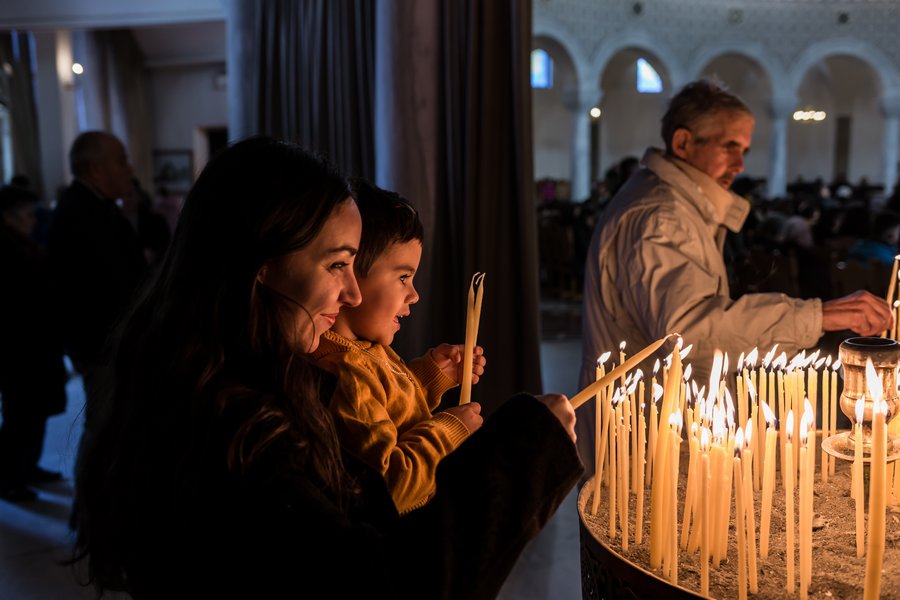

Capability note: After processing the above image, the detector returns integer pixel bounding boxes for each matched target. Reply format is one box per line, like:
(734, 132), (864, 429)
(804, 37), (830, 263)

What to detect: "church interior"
(2, 0), (899, 598)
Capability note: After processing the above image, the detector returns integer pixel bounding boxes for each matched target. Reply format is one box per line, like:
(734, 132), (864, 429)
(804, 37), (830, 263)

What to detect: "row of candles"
(587, 339), (890, 599)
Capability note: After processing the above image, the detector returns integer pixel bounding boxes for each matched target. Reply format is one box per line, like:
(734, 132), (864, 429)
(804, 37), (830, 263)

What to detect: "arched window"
(636, 58), (662, 93)
(531, 49), (554, 89)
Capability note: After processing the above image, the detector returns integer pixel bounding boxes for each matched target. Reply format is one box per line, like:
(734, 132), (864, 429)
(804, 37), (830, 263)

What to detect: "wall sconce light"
(590, 107), (602, 119)
(71, 62), (84, 75)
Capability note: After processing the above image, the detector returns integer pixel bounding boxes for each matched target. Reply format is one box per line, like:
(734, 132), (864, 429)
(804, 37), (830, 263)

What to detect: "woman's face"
(258, 199), (362, 352)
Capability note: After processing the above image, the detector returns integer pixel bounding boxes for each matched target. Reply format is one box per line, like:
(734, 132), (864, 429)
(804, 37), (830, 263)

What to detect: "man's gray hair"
(661, 79), (752, 153)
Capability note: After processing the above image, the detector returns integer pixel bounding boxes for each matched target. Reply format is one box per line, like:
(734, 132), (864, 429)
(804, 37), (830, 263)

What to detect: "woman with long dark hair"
(74, 137), (581, 599)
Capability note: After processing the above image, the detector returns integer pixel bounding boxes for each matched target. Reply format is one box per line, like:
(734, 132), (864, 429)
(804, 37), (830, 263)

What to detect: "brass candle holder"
(822, 337), (900, 462)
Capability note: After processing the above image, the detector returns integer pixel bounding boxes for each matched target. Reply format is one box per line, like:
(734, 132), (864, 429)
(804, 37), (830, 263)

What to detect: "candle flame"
(619, 340), (626, 352)
(735, 427), (745, 453)
(653, 382), (664, 403)
(745, 418), (753, 445)
(856, 398), (865, 425)
(713, 405), (727, 442)
(866, 358), (883, 405)
(626, 377), (639, 396)
(722, 352), (729, 375)
(653, 358), (660, 376)
(701, 427), (711, 451)
(763, 344), (778, 368)
(597, 351), (612, 366)
(895, 300), (900, 309)
(832, 358), (842, 371)
(708, 350), (724, 403)
(746, 376), (757, 404)
(664, 354), (673, 369)
(745, 347), (759, 367)
(691, 422), (699, 438)
(669, 409), (683, 431)
(874, 398), (887, 416)
(803, 350), (821, 368)
(691, 380), (700, 398)
(814, 355), (827, 370)
(786, 410), (795, 442)
(737, 351), (745, 370)
(683, 363), (693, 381)
(761, 400), (775, 425)
(773, 352), (788, 370)
(680, 343), (693, 360)
(825, 355), (832, 368)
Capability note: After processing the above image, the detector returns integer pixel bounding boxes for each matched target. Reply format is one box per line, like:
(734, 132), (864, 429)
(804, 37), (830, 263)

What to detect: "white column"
(766, 95), (795, 199)
(880, 95), (900, 195)
(563, 87), (599, 202)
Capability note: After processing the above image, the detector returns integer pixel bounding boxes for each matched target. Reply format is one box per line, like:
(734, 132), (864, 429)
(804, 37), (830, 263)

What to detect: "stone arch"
(533, 14), (591, 91)
(588, 30), (686, 94)
(788, 38), (900, 98)
(687, 40), (787, 94)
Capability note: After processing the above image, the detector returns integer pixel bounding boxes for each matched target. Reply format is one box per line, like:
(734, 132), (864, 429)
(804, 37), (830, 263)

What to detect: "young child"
(310, 179), (485, 514)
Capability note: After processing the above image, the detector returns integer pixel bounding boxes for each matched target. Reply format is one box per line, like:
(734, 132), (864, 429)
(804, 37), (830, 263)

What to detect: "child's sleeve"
(407, 353), (458, 411)
(326, 356), (470, 513)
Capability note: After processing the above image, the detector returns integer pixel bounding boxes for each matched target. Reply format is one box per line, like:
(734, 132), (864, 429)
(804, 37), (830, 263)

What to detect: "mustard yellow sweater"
(310, 330), (470, 513)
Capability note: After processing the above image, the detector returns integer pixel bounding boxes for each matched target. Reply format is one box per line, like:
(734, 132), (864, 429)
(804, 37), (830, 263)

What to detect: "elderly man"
(577, 80), (891, 470)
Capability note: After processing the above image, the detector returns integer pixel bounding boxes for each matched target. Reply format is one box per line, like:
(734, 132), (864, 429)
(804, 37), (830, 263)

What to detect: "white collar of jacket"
(641, 148), (750, 233)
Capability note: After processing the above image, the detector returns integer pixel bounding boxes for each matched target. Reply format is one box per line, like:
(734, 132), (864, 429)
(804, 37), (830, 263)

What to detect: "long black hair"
(74, 137), (354, 591)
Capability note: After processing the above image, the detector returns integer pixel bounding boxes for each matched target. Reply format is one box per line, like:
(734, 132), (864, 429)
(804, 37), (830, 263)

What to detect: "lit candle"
(864, 359), (887, 600)
(855, 397), (865, 557)
(700, 429), (710, 597)
(650, 340), (682, 569)
(609, 399), (619, 539)
(666, 412), (682, 583)
(591, 354), (612, 516)
(648, 381), (662, 483)
(681, 423), (699, 551)
(760, 401), (778, 559)
(619, 410), (629, 551)
(830, 359), (840, 476)
(734, 429), (747, 600)
(459, 273), (484, 405)
(743, 419), (759, 594)
(799, 408), (812, 599)
(821, 356), (831, 483)
(785, 409), (795, 593)
(636, 402), (646, 545)
(647, 360), (661, 481)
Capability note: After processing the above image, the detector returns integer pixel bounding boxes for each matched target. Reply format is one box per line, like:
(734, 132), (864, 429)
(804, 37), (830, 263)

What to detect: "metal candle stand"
(822, 337), (900, 464)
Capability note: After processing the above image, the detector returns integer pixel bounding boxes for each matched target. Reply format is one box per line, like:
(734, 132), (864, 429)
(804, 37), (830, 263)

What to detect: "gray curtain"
(230, 0), (375, 179)
(0, 32), (43, 194)
(386, 0), (542, 415)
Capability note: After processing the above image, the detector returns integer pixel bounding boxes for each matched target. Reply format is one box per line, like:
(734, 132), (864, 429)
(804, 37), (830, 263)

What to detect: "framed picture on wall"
(152, 150), (193, 194)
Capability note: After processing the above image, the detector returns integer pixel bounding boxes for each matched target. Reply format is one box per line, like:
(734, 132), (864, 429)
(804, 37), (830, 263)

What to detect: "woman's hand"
(430, 344), (487, 385)
(537, 394), (577, 443)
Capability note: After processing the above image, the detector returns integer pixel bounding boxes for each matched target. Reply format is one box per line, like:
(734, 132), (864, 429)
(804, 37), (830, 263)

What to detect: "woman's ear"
(256, 264), (268, 284)
(671, 128), (692, 159)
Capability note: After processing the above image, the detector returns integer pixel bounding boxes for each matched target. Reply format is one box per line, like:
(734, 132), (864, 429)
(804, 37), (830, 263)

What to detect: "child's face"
(333, 240), (422, 345)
